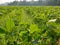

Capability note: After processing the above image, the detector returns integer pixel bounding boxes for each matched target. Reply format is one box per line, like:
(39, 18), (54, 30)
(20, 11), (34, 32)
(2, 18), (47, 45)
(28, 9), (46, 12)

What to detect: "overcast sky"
(0, 0), (46, 4)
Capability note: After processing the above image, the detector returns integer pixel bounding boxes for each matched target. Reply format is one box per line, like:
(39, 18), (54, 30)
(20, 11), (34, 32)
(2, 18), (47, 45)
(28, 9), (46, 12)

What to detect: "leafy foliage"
(0, 6), (60, 45)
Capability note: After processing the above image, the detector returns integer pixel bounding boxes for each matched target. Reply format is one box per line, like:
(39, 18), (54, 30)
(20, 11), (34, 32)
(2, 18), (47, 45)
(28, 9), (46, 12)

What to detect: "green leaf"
(0, 27), (6, 34)
(6, 16), (15, 32)
(30, 24), (39, 33)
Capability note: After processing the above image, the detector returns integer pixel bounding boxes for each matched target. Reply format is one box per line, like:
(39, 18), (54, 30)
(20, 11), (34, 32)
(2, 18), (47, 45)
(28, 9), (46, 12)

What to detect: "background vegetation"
(5, 0), (60, 6)
(0, 6), (60, 45)
(1, 0), (60, 6)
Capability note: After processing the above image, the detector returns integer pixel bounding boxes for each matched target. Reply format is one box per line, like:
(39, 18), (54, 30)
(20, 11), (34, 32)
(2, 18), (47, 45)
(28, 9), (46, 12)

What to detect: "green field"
(0, 6), (60, 45)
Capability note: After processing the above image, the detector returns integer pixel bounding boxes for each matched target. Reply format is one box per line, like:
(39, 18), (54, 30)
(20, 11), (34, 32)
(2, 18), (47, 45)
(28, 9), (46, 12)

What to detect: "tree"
(47, 0), (60, 5)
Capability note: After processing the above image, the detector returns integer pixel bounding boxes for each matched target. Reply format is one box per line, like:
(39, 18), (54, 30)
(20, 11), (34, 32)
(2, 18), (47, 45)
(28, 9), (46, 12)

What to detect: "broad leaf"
(30, 24), (39, 33)
(6, 16), (15, 32)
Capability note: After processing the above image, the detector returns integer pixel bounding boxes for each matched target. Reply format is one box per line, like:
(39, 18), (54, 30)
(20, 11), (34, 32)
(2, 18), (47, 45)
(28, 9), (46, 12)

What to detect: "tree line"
(1, 0), (60, 6)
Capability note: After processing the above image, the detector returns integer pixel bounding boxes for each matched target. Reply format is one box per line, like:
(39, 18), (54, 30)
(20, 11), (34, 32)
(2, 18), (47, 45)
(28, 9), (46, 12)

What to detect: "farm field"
(0, 6), (60, 45)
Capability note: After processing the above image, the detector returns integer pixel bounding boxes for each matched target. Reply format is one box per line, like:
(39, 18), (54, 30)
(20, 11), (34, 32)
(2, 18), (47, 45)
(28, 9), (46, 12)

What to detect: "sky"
(0, 0), (39, 4)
